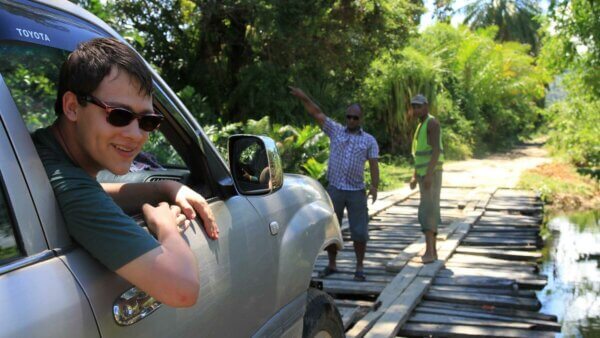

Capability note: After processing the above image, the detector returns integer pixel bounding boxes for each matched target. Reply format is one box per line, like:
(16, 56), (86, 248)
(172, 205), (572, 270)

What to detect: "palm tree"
(459, 0), (542, 54)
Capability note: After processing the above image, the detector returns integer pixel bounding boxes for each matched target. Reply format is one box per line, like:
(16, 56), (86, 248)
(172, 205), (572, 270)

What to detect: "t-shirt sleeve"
(322, 117), (342, 138)
(368, 135), (379, 159)
(49, 166), (160, 271)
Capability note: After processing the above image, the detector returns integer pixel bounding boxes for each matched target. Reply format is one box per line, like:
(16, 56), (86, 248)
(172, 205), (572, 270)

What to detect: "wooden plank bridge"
(311, 186), (560, 337)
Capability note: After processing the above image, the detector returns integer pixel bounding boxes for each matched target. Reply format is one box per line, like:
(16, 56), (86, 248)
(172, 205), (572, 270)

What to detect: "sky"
(419, 0), (551, 31)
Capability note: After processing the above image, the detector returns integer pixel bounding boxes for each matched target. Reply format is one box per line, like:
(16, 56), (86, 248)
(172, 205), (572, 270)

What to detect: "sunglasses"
(346, 115), (360, 121)
(411, 103), (424, 108)
(79, 94), (163, 132)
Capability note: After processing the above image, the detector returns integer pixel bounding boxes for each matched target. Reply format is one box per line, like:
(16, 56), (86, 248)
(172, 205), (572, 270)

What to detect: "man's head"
(345, 103), (363, 132)
(56, 38), (158, 176)
(410, 94), (429, 119)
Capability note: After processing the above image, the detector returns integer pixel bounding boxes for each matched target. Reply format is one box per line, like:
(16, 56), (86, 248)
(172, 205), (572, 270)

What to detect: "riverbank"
(518, 161), (600, 212)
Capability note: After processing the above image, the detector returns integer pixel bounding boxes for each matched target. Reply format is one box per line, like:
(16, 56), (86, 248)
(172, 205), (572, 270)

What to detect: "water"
(537, 210), (600, 337)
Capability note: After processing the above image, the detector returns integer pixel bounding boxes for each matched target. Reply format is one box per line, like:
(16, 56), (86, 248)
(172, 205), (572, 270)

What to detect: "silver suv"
(0, 1), (343, 337)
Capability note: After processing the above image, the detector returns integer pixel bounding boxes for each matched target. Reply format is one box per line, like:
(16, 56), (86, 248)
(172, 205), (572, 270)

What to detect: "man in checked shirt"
(290, 87), (379, 281)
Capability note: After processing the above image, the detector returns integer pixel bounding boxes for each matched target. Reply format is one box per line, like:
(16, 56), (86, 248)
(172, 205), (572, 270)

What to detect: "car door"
(0, 84), (99, 338)
(0, 41), (279, 336)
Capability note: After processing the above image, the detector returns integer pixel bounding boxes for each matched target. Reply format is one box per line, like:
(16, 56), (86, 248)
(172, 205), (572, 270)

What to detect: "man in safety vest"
(409, 94), (444, 264)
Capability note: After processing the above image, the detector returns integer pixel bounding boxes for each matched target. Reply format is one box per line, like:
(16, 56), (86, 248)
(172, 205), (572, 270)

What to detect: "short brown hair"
(54, 37), (153, 115)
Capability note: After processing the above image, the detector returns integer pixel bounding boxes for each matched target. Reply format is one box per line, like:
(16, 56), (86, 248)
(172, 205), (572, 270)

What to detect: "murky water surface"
(538, 211), (600, 337)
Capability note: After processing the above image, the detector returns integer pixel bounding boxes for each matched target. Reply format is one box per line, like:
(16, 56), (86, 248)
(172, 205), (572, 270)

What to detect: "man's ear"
(62, 91), (80, 122)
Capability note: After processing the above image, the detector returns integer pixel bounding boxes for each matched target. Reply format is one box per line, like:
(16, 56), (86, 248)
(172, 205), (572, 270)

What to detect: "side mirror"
(228, 135), (283, 195)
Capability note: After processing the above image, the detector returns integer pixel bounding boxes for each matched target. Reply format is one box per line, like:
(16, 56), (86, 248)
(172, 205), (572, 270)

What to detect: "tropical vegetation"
(60, 0), (599, 189)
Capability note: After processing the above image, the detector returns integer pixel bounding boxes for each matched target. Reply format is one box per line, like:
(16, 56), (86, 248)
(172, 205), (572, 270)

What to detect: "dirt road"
(441, 143), (551, 188)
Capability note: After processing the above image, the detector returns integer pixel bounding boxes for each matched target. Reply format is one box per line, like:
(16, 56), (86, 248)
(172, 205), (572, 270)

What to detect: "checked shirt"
(322, 118), (379, 191)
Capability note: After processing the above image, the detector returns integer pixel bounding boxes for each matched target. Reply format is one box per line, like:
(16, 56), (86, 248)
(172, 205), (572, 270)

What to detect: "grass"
(366, 156), (414, 192)
(518, 161), (600, 211)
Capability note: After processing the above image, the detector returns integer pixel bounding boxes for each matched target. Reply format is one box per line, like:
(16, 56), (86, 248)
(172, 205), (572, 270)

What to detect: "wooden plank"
(448, 253), (539, 267)
(455, 247), (542, 261)
(408, 313), (535, 329)
(364, 277), (431, 338)
(398, 323), (556, 338)
(338, 306), (364, 330)
(414, 306), (562, 332)
(321, 279), (385, 295)
(429, 285), (537, 297)
(424, 290), (541, 311)
(437, 267), (543, 281)
(420, 300), (558, 321)
(345, 263), (422, 337)
(433, 276), (517, 289)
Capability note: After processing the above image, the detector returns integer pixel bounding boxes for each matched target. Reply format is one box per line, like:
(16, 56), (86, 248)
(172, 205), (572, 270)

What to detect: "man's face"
(74, 67), (153, 176)
(345, 105), (362, 131)
(411, 103), (428, 119)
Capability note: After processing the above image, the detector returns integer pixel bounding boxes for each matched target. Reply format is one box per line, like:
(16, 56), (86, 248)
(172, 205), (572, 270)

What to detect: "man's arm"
(424, 118), (441, 189)
(116, 202), (199, 307)
(368, 158), (379, 203)
(102, 181), (219, 239)
(289, 86), (327, 127)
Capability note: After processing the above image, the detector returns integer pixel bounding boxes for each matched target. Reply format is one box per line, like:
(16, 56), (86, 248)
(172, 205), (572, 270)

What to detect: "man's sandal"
(353, 270), (366, 282)
(317, 266), (338, 278)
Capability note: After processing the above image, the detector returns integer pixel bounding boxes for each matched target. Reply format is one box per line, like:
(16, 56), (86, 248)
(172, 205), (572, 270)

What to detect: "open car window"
(0, 40), (214, 198)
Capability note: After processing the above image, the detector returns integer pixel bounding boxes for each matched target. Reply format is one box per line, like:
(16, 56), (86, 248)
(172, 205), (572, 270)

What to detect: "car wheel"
(302, 288), (344, 338)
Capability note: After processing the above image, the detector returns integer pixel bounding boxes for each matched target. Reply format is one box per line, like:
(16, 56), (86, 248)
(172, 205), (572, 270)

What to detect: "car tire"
(302, 288), (344, 338)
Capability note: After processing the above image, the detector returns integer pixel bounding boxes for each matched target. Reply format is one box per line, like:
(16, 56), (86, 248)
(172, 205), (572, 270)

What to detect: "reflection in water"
(538, 211), (600, 337)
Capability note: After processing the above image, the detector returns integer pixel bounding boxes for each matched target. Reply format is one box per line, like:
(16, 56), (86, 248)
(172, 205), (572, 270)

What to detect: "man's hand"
(409, 176), (417, 190)
(423, 174), (433, 190)
(289, 86), (309, 101)
(142, 202), (180, 237)
(368, 186), (378, 203)
(164, 181), (219, 239)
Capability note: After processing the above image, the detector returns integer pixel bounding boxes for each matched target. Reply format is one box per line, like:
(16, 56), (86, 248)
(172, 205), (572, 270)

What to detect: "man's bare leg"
(422, 231), (437, 263)
(326, 244), (338, 270)
(354, 241), (366, 272)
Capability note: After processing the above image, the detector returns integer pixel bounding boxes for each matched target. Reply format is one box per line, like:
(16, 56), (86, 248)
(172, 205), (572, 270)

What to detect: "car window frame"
(0, 82), (51, 273)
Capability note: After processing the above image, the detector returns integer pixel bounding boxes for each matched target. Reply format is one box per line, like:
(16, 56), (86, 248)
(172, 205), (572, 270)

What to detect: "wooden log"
(424, 290), (541, 311)
(398, 323), (556, 337)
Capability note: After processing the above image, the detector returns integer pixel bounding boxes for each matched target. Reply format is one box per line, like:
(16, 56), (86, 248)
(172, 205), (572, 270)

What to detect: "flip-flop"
(317, 266), (338, 278)
(353, 270), (366, 282)
(421, 256), (436, 264)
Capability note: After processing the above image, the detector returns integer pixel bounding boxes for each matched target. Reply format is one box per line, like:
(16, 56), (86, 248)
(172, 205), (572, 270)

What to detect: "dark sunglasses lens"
(139, 115), (163, 132)
(107, 108), (136, 127)
(346, 115), (359, 121)
(411, 104), (422, 108)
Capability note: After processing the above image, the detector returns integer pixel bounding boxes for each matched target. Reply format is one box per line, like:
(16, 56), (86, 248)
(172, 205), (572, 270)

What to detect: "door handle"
(269, 221), (279, 235)
(113, 287), (161, 325)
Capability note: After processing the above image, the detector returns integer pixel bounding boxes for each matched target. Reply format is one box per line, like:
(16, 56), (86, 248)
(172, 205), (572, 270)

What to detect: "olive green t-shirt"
(32, 127), (160, 271)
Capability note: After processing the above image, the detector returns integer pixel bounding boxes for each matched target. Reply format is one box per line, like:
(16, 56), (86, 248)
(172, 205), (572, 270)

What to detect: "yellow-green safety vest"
(412, 114), (444, 176)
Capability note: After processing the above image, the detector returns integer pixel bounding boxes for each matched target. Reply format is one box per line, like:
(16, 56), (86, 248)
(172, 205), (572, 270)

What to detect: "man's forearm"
(426, 148), (440, 177)
(102, 182), (170, 213)
(370, 162), (380, 189)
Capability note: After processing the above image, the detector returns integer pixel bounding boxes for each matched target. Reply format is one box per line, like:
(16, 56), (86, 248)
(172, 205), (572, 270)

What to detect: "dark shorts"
(327, 186), (369, 242)
(417, 170), (443, 233)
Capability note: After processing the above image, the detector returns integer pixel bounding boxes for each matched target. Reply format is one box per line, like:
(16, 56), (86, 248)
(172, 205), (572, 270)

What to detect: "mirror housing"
(228, 135), (283, 195)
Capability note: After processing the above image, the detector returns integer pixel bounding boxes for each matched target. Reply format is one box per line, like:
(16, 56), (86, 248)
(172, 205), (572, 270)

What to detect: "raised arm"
(289, 86), (327, 127)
